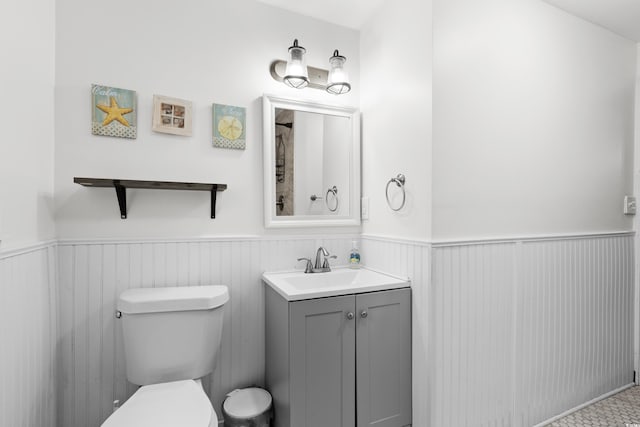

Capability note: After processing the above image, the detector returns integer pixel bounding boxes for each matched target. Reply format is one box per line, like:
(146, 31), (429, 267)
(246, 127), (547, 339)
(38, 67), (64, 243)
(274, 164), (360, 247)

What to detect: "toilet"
(101, 285), (229, 427)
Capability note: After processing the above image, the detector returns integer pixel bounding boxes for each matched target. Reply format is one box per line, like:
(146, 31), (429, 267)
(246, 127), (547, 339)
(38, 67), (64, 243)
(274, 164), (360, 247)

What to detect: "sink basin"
(262, 267), (410, 301)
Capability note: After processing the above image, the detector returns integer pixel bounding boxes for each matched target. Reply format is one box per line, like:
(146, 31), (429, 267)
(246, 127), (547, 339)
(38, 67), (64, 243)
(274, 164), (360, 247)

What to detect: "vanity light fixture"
(271, 39), (351, 95)
(283, 39), (309, 89)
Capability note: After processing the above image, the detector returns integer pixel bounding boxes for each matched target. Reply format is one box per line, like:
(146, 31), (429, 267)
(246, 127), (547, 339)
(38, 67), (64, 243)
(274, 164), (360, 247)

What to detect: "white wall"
(54, 0), (360, 240)
(432, 0), (637, 241)
(360, 0), (433, 241)
(0, 0), (56, 249)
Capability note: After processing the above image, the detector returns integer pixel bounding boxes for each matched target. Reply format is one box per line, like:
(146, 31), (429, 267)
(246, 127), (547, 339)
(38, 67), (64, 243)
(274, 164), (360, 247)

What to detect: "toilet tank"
(117, 285), (229, 386)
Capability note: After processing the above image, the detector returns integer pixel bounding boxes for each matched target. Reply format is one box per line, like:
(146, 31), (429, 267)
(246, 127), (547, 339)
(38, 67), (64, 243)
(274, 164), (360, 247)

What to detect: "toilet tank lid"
(118, 286), (229, 314)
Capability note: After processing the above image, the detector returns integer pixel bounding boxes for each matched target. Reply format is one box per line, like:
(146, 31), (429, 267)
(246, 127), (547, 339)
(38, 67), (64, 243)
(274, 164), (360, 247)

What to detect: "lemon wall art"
(91, 84), (137, 139)
(213, 103), (246, 150)
(152, 95), (193, 136)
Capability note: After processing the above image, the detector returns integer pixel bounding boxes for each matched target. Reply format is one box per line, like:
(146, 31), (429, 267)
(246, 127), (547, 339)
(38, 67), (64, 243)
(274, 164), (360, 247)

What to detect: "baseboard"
(533, 383), (635, 427)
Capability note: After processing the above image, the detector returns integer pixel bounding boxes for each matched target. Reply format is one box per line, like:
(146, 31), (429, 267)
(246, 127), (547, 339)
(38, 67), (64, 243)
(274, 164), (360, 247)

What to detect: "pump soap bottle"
(349, 240), (361, 269)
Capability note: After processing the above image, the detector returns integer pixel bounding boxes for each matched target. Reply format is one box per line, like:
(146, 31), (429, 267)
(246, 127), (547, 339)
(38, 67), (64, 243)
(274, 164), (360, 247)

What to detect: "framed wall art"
(213, 103), (246, 150)
(92, 84), (137, 139)
(152, 95), (193, 136)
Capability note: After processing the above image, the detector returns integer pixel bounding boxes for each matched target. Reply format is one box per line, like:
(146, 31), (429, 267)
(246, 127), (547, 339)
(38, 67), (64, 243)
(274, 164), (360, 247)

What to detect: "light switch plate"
(361, 197), (370, 220)
(624, 195), (636, 215)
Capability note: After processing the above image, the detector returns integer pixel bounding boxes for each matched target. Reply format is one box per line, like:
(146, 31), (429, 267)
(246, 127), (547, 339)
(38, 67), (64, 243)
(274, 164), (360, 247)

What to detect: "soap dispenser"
(349, 240), (361, 269)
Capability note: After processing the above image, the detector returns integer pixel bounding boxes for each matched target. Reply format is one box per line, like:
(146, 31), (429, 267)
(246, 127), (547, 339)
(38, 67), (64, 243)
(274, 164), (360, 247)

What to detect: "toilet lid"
(101, 380), (215, 427)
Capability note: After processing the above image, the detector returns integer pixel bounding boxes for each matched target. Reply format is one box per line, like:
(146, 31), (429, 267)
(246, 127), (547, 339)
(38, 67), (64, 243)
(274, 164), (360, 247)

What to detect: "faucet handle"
(322, 255), (338, 269)
(297, 257), (314, 273)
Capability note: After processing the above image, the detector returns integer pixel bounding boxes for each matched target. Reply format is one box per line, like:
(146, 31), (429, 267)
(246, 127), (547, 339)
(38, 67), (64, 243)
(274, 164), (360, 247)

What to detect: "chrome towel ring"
(386, 174), (406, 211)
(326, 186), (338, 212)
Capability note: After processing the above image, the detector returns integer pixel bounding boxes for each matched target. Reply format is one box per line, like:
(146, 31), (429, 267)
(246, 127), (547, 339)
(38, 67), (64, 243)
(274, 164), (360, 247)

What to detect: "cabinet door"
(290, 295), (356, 427)
(356, 288), (412, 427)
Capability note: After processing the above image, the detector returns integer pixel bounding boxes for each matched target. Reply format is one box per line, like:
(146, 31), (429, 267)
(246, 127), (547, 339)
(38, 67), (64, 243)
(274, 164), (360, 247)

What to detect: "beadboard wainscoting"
(363, 233), (634, 427)
(360, 236), (432, 427)
(432, 241), (517, 427)
(0, 243), (58, 427)
(2, 233), (633, 427)
(55, 235), (357, 427)
(516, 236), (634, 426)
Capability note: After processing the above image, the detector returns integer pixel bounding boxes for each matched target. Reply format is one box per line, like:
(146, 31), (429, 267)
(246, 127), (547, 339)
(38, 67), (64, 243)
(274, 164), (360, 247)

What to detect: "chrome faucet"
(314, 247), (329, 270)
(297, 247), (337, 273)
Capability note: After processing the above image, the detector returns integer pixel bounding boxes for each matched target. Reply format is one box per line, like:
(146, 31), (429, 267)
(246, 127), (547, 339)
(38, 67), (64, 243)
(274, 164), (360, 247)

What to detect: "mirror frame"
(263, 94), (361, 228)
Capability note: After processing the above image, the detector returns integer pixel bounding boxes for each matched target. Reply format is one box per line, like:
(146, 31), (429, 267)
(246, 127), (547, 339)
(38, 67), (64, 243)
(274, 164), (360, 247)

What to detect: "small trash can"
(222, 387), (273, 427)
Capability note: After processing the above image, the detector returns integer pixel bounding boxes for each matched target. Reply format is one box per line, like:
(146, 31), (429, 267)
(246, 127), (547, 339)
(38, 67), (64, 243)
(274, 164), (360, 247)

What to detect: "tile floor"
(547, 386), (640, 426)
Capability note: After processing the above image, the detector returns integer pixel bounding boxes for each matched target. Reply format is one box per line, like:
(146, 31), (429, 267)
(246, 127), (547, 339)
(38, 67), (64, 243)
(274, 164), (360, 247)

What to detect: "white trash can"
(222, 387), (273, 427)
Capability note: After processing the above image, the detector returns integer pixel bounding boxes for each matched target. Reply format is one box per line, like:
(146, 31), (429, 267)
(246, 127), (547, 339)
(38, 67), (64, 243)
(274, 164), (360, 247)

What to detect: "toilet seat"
(101, 379), (217, 427)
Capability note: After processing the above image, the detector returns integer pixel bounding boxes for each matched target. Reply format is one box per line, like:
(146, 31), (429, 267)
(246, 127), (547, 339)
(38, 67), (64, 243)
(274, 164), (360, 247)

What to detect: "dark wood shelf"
(74, 177), (227, 219)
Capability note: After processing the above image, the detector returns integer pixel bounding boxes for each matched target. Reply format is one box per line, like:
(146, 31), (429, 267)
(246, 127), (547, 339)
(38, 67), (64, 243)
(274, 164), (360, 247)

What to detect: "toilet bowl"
(101, 379), (217, 427)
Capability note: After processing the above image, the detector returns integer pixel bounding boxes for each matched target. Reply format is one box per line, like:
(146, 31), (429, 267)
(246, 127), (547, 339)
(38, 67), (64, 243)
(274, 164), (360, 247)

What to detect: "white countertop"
(262, 266), (410, 301)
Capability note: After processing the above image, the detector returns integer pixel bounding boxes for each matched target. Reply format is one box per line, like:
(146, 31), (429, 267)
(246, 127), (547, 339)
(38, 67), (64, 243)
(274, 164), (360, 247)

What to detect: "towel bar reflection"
(385, 174), (406, 211)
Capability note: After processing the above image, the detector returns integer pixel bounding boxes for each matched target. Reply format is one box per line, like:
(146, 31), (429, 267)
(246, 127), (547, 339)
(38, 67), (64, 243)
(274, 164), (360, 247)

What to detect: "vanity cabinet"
(265, 286), (412, 427)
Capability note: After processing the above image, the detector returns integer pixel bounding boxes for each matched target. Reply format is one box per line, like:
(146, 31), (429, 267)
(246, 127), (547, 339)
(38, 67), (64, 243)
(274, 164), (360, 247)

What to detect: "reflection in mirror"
(263, 95), (360, 228)
(274, 108), (351, 217)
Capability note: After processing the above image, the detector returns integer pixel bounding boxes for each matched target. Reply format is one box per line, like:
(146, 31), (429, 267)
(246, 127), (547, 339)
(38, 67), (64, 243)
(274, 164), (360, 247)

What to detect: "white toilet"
(101, 285), (229, 427)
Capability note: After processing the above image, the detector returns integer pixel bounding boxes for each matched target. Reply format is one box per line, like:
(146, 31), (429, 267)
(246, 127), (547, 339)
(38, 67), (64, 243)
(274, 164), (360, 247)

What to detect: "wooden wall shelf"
(74, 177), (228, 219)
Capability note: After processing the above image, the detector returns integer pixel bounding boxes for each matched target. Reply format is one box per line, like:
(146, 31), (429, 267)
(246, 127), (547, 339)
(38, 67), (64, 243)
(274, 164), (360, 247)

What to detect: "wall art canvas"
(91, 84), (137, 139)
(213, 103), (246, 150)
(152, 95), (193, 136)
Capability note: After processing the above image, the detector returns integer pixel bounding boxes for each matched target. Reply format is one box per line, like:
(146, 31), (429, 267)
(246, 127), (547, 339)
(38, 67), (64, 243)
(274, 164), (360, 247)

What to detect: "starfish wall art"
(92, 84), (137, 139)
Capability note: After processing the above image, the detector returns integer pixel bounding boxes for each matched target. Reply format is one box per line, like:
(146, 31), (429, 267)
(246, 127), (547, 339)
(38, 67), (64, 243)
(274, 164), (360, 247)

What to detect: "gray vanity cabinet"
(265, 286), (412, 427)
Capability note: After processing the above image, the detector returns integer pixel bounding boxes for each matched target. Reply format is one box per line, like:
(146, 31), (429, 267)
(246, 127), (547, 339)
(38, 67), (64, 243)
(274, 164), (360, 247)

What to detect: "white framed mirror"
(263, 94), (361, 228)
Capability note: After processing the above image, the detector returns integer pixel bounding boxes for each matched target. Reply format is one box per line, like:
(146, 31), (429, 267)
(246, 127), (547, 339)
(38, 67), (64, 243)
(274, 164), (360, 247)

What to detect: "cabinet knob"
(346, 312), (355, 320)
(360, 310), (368, 318)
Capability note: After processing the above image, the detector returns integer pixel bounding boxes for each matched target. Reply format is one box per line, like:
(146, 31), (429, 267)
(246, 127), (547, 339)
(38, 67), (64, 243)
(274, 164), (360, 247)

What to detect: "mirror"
(263, 94), (360, 228)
